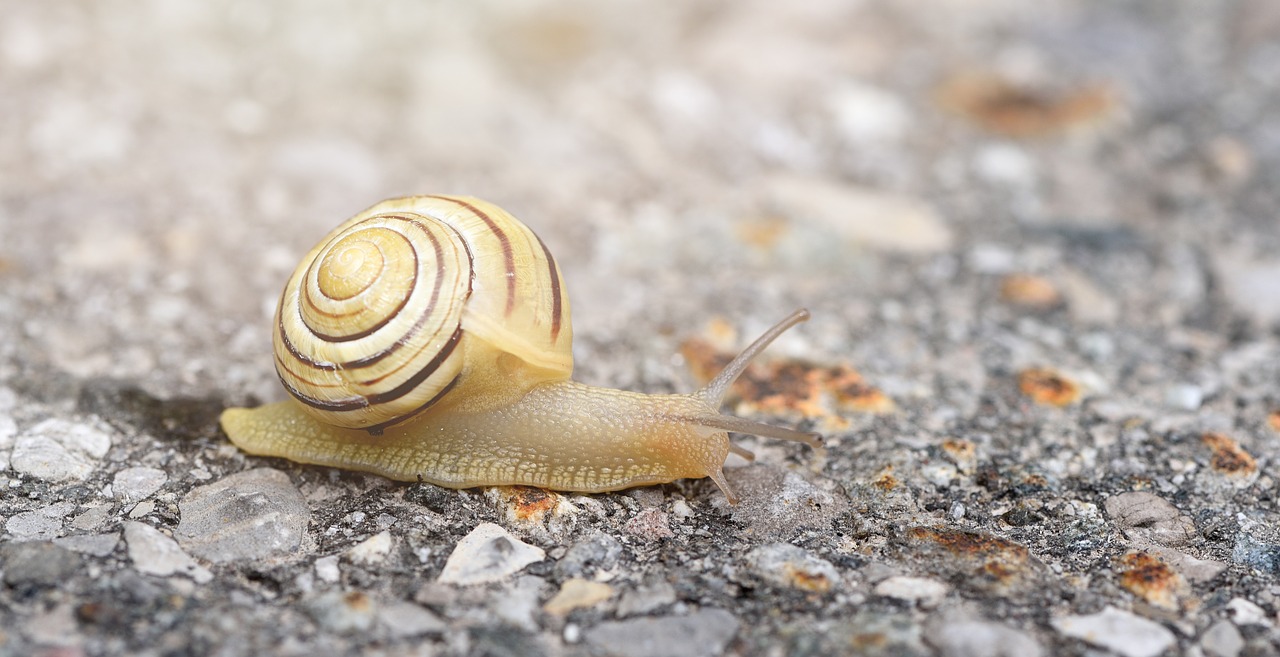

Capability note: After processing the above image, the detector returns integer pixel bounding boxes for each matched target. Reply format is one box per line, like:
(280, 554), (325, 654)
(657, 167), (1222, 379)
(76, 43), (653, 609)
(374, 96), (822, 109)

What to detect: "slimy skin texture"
(222, 310), (820, 503)
(222, 381), (731, 496)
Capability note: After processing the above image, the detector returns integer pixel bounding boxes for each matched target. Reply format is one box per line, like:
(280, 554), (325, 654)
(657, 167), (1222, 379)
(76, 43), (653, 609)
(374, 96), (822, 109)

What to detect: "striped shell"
(273, 195), (573, 432)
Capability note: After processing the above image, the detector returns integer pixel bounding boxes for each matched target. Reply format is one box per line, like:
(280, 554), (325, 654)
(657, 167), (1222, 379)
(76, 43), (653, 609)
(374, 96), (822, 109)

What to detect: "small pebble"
(1200, 619), (1244, 657)
(1051, 606), (1174, 657)
(1164, 384), (1204, 411)
(345, 530), (392, 566)
(624, 508), (673, 540)
(764, 174), (953, 254)
(68, 504), (113, 531)
(1138, 545), (1227, 584)
(54, 532), (120, 557)
(1104, 492), (1197, 547)
(584, 609), (740, 657)
(873, 576), (949, 608)
(1215, 254), (1280, 325)
(1225, 597), (1269, 626)
(924, 618), (1043, 657)
(10, 418), (111, 482)
(617, 581), (678, 617)
(5, 500), (75, 540)
(437, 523), (545, 585)
(827, 82), (910, 143)
(973, 143), (1037, 187)
(305, 591), (376, 635)
(175, 468), (310, 563)
(544, 578), (614, 615)
(745, 543), (840, 593)
(376, 601), (446, 638)
(729, 470), (847, 538)
(315, 555), (341, 583)
(556, 533), (623, 579)
(112, 466), (167, 503)
(0, 541), (82, 589)
(123, 521), (212, 583)
(490, 575), (543, 631)
(23, 603), (81, 648)
(128, 500), (156, 518)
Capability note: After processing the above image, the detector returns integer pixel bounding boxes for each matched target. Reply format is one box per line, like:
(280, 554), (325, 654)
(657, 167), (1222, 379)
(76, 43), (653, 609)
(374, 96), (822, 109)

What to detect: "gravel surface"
(3, 1), (1280, 656)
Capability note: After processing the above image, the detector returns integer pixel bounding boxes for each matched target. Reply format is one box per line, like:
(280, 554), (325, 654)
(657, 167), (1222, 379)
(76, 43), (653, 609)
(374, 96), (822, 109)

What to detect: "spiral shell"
(273, 195), (573, 432)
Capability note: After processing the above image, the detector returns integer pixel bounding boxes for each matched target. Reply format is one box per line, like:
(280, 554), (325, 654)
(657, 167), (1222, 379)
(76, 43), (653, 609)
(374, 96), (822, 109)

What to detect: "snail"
(220, 195), (820, 503)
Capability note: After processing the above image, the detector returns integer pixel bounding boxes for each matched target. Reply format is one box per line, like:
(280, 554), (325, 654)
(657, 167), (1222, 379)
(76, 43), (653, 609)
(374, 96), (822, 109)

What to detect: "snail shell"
(275, 195), (571, 433)
(222, 195), (819, 503)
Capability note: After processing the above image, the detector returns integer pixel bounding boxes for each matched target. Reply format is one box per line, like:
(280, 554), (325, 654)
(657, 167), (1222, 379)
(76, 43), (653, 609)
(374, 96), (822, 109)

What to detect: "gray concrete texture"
(2, 1), (1280, 655)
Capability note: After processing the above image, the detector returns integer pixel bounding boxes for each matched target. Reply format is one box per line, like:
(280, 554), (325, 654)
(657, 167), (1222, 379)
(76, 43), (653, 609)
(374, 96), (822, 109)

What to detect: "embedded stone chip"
(10, 419), (111, 482)
(175, 468), (310, 563)
(437, 522), (545, 585)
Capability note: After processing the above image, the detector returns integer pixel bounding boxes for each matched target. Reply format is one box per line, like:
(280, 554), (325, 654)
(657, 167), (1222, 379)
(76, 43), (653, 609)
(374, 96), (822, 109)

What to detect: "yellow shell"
(274, 195), (573, 432)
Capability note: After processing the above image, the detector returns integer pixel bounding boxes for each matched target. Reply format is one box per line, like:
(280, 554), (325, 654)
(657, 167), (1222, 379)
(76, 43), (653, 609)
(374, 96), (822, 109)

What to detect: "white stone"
(1225, 598), (1269, 626)
(23, 604), (80, 648)
(973, 143), (1037, 187)
(873, 576), (949, 607)
(969, 243), (1017, 274)
(1201, 620), (1244, 657)
(922, 463), (958, 488)
(491, 575), (544, 631)
(745, 543), (840, 593)
(764, 175), (953, 254)
(924, 618), (1043, 657)
(69, 504), (113, 532)
(345, 530), (392, 566)
(112, 466), (167, 503)
(377, 601), (446, 638)
(437, 523), (544, 585)
(305, 591), (376, 634)
(1164, 384), (1204, 411)
(315, 555), (341, 583)
(828, 82), (911, 143)
(175, 468), (310, 563)
(128, 500), (156, 518)
(123, 521), (212, 584)
(1215, 252), (1280, 325)
(11, 419), (111, 481)
(1052, 606), (1175, 657)
(5, 501), (76, 540)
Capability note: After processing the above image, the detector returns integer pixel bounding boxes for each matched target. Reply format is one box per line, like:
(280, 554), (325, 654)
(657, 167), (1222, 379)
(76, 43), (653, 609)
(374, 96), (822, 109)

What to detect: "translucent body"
(222, 310), (821, 503)
(223, 381), (732, 495)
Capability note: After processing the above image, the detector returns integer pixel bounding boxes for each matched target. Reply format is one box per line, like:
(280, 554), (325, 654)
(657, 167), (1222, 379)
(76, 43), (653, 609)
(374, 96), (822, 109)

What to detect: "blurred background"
(0, 0), (1276, 404)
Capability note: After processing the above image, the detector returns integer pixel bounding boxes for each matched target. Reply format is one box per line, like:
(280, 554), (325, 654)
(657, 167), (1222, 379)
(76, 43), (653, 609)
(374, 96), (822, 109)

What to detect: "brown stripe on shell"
(278, 325), (464, 413)
(425, 195), (516, 316)
(533, 233), (564, 342)
(362, 376), (461, 436)
(279, 215), (463, 373)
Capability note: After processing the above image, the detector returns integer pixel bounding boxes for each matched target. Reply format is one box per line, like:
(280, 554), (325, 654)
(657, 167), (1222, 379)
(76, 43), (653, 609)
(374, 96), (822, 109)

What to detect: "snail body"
(220, 195), (818, 503)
